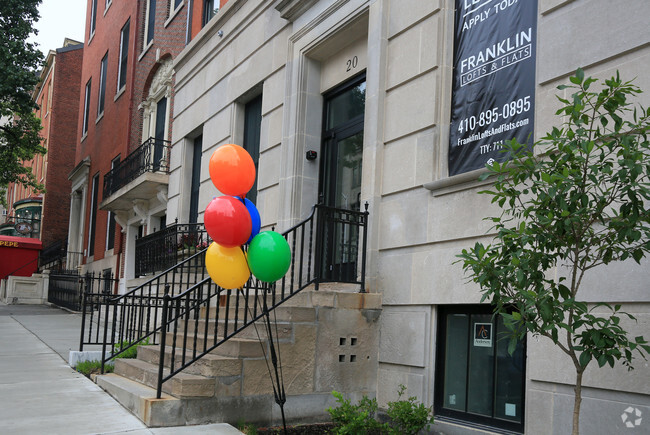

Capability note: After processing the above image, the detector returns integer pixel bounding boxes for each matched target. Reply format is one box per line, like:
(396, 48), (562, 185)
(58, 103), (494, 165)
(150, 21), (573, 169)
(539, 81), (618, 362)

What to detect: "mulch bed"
(254, 423), (337, 434)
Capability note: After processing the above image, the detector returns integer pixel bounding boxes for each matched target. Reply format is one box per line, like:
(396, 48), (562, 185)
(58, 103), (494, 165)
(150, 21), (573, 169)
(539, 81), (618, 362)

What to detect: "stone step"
(163, 332), (267, 358)
(95, 373), (184, 427)
(113, 357), (215, 398)
(180, 318), (294, 340)
(201, 304), (317, 323)
(137, 345), (243, 379)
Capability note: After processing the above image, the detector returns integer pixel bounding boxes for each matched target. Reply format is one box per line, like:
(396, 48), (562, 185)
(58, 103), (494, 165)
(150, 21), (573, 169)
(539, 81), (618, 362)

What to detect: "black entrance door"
(320, 75), (365, 281)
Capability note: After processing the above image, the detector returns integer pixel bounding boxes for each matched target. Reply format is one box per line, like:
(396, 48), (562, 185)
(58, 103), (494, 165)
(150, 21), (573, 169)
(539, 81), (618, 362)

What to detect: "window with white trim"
(90, 0), (98, 37)
(82, 79), (91, 135)
(117, 20), (130, 92)
(98, 52), (108, 117)
(88, 173), (99, 256)
(106, 156), (120, 250)
(144, 0), (156, 46)
(203, 0), (218, 27)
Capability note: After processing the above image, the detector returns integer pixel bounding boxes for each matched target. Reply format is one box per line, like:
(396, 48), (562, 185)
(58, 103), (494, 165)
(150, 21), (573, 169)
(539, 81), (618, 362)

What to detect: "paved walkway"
(0, 302), (242, 435)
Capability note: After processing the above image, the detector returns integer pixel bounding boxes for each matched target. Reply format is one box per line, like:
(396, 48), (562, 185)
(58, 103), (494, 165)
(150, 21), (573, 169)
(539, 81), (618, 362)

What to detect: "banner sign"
(449, 0), (538, 176)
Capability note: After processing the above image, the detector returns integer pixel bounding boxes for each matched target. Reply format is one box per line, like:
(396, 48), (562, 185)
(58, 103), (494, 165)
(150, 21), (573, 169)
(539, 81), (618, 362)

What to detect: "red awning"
(0, 236), (42, 279)
(0, 235), (42, 249)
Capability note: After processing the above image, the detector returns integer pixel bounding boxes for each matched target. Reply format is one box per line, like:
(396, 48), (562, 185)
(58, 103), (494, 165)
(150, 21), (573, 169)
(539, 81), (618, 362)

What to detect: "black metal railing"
(49, 271), (117, 312)
(79, 247), (210, 360)
(103, 137), (171, 198)
(135, 222), (209, 276)
(39, 240), (84, 273)
(315, 203), (369, 290)
(78, 203), (369, 397)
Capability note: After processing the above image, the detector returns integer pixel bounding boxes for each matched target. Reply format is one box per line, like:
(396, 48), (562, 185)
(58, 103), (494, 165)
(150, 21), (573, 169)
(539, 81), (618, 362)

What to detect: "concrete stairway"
(95, 288), (382, 428)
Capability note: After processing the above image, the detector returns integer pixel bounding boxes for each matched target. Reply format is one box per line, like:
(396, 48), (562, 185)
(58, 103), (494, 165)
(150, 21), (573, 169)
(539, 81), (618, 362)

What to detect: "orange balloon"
(209, 144), (256, 197)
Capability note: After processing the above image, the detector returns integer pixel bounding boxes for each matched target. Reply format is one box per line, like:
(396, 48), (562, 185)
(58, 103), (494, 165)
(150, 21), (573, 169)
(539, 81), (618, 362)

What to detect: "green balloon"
(247, 231), (291, 282)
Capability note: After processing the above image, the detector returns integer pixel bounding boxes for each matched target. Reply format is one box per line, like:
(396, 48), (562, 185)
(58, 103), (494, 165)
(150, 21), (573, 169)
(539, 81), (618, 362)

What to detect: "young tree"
(459, 69), (650, 435)
(0, 0), (45, 206)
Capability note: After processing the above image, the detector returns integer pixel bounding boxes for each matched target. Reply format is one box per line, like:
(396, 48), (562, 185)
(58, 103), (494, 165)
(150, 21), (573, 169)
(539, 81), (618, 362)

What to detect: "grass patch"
(75, 360), (114, 377)
(112, 338), (151, 359)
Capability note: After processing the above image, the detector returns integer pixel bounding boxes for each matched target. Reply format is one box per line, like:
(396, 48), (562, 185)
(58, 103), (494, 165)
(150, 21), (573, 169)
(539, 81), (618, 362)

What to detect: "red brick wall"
(75, 0), (139, 260)
(41, 45), (84, 248)
(130, 0), (189, 155)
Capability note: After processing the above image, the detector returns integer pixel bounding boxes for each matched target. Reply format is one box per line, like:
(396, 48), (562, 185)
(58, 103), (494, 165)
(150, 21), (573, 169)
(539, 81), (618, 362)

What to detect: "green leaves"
(328, 387), (434, 435)
(460, 68), (650, 400)
(0, 0), (45, 206)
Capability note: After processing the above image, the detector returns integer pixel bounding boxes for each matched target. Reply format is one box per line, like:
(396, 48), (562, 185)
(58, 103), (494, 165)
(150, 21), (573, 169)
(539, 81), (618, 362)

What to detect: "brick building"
(69, 0), (228, 286)
(2, 39), (83, 248)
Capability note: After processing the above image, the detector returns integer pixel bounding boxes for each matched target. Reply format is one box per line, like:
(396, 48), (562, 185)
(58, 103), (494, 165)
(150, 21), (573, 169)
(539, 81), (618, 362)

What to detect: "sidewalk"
(0, 302), (242, 435)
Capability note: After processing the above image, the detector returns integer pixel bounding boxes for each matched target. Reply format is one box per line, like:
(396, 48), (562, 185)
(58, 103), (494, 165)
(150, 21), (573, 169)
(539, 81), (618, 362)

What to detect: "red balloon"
(209, 144), (256, 197)
(204, 196), (252, 248)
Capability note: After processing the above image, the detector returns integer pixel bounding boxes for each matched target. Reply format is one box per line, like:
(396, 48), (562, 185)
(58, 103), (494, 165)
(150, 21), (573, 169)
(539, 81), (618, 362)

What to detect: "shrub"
(237, 419), (258, 435)
(385, 385), (433, 435)
(327, 386), (433, 434)
(327, 390), (387, 434)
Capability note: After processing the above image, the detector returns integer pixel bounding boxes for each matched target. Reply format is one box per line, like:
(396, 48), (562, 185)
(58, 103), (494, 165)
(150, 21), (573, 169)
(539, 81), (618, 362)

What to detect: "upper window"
(203, 0), (218, 27)
(90, 0), (98, 37)
(98, 52), (108, 116)
(106, 156), (120, 250)
(145, 0), (156, 46)
(173, 0), (183, 9)
(82, 79), (91, 135)
(105, 0), (112, 8)
(117, 20), (130, 92)
(435, 305), (526, 433)
(88, 173), (99, 256)
(243, 94), (262, 205)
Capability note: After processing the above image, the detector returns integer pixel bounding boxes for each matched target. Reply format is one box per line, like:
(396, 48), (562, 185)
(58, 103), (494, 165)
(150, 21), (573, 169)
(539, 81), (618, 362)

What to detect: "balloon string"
(240, 245), (252, 274)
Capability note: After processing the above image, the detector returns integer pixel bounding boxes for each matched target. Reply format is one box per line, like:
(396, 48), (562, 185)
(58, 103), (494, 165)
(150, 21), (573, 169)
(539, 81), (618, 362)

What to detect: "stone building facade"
(167, 0), (650, 433)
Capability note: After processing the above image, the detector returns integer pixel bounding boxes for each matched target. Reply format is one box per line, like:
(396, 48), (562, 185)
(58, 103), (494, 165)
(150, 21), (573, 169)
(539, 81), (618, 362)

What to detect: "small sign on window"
(473, 322), (492, 347)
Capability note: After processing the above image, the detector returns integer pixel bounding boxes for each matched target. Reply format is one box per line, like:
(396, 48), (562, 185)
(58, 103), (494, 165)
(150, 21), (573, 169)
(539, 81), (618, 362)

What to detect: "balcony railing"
(135, 222), (209, 276)
(103, 137), (171, 198)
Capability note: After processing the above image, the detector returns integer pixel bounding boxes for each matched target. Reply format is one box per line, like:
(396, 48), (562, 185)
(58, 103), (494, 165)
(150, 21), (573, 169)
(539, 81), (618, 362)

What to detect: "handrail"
(154, 206), (320, 397)
(78, 246), (209, 365)
(78, 203), (370, 398)
(113, 246), (207, 303)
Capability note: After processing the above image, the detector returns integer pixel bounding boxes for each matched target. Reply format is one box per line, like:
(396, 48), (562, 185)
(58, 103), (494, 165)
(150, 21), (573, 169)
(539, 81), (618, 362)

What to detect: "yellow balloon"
(205, 242), (250, 289)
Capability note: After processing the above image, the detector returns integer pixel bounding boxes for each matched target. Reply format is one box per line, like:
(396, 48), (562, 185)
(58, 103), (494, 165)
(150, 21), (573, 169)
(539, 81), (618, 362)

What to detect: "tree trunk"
(572, 369), (584, 435)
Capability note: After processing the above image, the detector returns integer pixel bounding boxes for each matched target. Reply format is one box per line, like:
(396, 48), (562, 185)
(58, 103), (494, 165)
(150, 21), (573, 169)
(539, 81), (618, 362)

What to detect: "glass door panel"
(320, 76), (365, 282)
(494, 316), (525, 423)
(443, 314), (469, 411)
(467, 313), (495, 416)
